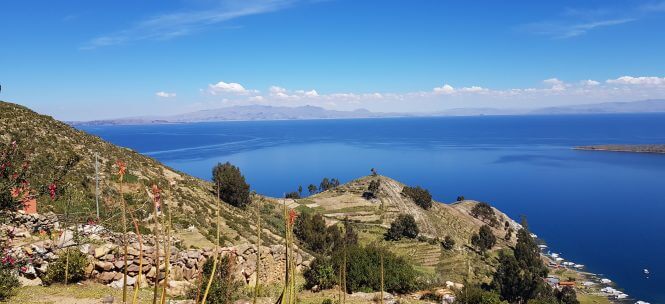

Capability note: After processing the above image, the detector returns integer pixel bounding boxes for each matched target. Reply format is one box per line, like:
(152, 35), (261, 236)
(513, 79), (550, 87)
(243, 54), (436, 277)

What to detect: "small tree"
(43, 248), (88, 285)
(308, 184), (318, 195)
(456, 195), (465, 202)
(471, 202), (498, 227)
(298, 185), (303, 196)
(454, 285), (507, 304)
(441, 235), (455, 250)
(212, 162), (251, 208)
(363, 179), (381, 200)
(384, 214), (419, 241)
(471, 225), (496, 252)
(285, 192), (300, 199)
(189, 255), (241, 304)
(401, 186), (432, 209)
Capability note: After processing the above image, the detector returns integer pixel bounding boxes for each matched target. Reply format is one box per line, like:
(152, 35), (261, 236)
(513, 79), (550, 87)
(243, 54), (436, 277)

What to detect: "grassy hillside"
(0, 101), (286, 248)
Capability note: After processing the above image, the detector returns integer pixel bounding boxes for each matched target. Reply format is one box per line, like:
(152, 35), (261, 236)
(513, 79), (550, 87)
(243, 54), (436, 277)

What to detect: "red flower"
(48, 183), (57, 200)
(152, 184), (162, 211)
(116, 160), (127, 177)
(288, 209), (298, 225)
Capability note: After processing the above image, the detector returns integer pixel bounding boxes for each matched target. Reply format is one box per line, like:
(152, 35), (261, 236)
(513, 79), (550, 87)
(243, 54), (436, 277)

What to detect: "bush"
(0, 267), (20, 301)
(188, 255), (242, 304)
(321, 299), (334, 304)
(401, 186), (432, 209)
(43, 248), (88, 285)
(336, 245), (421, 294)
(385, 214), (419, 241)
(441, 235), (456, 250)
(212, 162), (251, 208)
(471, 225), (496, 253)
(455, 285), (507, 304)
(285, 191), (300, 199)
(456, 195), (465, 202)
(304, 258), (337, 290)
(294, 213), (357, 255)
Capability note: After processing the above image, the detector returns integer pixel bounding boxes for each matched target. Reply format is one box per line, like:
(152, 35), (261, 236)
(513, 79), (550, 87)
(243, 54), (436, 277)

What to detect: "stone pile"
(1, 212), (312, 296)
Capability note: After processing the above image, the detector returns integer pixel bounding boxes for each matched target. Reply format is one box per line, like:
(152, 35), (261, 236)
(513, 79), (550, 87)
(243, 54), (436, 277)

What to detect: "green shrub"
(212, 162), (251, 208)
(321, 299), (334, 304)
(471, 225), (496, 253)
(455, 285), (507, 304)
(335, 245), (421, 294)
(0, 267), (20, 301)
(401, 186), (432, 209)
(43, 248), (88, 285)
(304, 258), (337, 290)
(188, 255), (242, 304)
(384, 214), (419, 241)
(441, 235), (456, 250)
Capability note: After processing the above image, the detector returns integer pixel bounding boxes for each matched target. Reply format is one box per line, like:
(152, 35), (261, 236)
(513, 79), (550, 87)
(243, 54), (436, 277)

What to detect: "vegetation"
(42, 249), (88, 285)
(307, 184), (318, 195)
(492, 220), (551, 303)
(471, 202), (499, 227)
(212, 162), (251, 208)
(455, 285), (507, 304)
(441, 235), (456, 250)
(362, 179), (381, 200)
(303, 258), (337, 290)
(188, 255), (241, 304)
(319, 178), (340, 192)
(401, 186), (432, 209)
(0, 266), (20, 301)
(384, 214), (419, 241)
(285, 191), (301, 199)
(456, 195), (465, 202)
(294, 212), (357, 255)
(471, 225), (496, 253)
(336, 244), (421, 294)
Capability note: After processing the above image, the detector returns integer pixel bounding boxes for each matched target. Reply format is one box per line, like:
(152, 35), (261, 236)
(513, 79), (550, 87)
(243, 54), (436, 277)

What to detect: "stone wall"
(1, 212), (312, 296)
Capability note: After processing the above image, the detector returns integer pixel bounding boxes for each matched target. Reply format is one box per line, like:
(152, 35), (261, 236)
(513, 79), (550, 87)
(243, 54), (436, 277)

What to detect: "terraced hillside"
(293, 175), (520, 283)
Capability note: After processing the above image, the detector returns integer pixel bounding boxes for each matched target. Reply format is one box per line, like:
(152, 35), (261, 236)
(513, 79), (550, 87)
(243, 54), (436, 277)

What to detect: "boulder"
(94, 244), (117, 258)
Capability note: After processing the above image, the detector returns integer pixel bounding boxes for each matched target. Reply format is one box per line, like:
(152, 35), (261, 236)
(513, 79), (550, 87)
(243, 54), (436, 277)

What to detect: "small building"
(559, 281), (576, 287)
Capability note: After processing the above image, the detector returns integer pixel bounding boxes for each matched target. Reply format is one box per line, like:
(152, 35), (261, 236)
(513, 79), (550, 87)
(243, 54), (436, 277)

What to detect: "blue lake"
(80, 114), (665, 303)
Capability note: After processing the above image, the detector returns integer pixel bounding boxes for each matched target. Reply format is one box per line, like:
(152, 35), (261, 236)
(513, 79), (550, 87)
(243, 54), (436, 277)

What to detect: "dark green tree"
(298, 185), (303, 196)
(471, 225), (496, 252)
(384, 214), (419, 241)
(212, 162), (250, 208)
(401, 186), (432, 209)
(308, 184), (318, 195)
(455, 285), (507, 304)
(471, 202), (499, 227)
(556, 286), (579, 304)
(441, 235), (456, 250)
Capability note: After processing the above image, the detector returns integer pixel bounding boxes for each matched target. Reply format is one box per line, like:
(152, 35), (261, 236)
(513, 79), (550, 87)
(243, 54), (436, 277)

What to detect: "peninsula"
(574, 144), (665, 154)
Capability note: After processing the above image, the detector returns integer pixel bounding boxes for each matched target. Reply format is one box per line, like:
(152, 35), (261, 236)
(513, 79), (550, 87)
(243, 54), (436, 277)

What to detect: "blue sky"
(1, 0), (665, 120)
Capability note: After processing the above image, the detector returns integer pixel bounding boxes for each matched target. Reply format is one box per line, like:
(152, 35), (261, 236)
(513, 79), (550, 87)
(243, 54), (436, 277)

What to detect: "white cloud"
(543, 78), (567, 91)
(606, 76), (665, 86)
(208, 81), (254, 95)
(155, 91), (176, 98)
(459, 86), (489, 93)
(433, 84), (455, 94)
(581, 79), (600, 86)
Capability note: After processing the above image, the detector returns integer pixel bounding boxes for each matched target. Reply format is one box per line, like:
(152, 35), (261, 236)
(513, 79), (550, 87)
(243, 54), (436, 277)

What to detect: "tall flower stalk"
(116, 160), (129, 304)
(160, 209), (172, 304)
(131, 211), (144, 304)
(201, 182), (221, 304)
(253, 198), (262, 304)
(151, 184), (161, 304)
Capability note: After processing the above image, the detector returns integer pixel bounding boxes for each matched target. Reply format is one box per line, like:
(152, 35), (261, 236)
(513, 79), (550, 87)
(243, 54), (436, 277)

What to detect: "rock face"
(2, 211), (313, 296)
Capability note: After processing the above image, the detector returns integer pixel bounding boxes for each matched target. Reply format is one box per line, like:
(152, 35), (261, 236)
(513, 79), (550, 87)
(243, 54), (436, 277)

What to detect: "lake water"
(80, 114), (665, 303)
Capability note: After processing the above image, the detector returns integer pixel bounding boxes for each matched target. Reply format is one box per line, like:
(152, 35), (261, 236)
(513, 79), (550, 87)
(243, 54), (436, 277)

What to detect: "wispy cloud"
(82, 0), (297, 49)
(156, 91), (176, 98)
(520, 2), (664, 39)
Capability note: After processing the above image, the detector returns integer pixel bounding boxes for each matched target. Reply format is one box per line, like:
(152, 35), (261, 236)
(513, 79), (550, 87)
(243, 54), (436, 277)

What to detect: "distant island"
(575, 144), (665, 154)
(69, 99), (665, 126)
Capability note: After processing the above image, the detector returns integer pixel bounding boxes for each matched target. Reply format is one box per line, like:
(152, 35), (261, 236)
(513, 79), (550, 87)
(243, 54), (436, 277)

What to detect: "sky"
(1, 0), (665, 120)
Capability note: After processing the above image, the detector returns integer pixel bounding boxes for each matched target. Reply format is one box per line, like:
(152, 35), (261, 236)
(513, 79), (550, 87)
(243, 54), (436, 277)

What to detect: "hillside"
(292, 175), (519, 283)
(1, 100), (529, 296)
(0, 100), (289, 249)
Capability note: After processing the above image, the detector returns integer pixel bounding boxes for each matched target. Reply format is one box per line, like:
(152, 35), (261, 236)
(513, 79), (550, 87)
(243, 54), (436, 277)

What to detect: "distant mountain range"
(71, 99), (665, 125)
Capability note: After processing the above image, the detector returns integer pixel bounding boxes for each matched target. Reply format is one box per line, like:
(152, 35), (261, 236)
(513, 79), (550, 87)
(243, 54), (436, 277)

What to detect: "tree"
(492, 219), (550, 303)
(363, 179), (381, 200)
(471, 202), (498, 227)
(556, 286), (579, 304)
(212, 162), (251, 208)
(384, 214), (419, 241)
(401, 186), (432, 209)
(471, 225), (496, 252)
(308, 184), (318, 195)
(298, 185), (303, 196)
(441, 235), (456, 250)
(319, 178), (330, 192)
(456, 195), (465, 202)
(285, 191), (300, 199)
(294, 212), (356, 255)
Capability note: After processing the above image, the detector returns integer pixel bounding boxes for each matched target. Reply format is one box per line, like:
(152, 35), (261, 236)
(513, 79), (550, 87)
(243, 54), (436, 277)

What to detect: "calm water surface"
(80, 114), (665, 303)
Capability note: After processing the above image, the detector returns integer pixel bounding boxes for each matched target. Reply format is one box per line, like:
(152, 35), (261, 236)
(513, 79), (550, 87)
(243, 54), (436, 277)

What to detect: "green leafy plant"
(43, 248), (88, 285)
(401, 186), (432, 209)
(0, 267), (20, 301)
